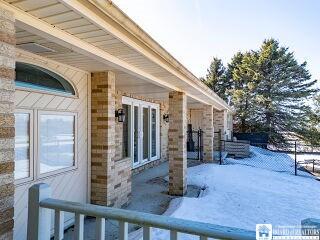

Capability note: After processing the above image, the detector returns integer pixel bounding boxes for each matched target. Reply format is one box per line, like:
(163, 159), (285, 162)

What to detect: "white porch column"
(168, 91), (187, 196)
(202, 105), (214, 162)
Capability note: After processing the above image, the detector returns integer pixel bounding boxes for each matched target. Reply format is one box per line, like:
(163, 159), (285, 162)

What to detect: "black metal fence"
(221, 140), (320, 178)
(187, 129), (203, 160)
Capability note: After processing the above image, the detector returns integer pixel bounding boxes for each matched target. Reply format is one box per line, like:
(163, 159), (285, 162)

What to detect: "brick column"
(168, 91), (187, 196)
(0, 8), (15, 240)
(213, 109), (227, 151)
(202, 105), (214, 162)
(91, 71), (116, 206)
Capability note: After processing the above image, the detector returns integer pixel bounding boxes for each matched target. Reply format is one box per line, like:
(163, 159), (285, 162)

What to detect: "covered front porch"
(0, 0), (232, 239)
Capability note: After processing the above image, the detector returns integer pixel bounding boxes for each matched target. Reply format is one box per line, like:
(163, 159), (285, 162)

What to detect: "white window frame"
(37, 110), (78, 179)
(14, 109), (34, 185)
(122, 96), (160, 168)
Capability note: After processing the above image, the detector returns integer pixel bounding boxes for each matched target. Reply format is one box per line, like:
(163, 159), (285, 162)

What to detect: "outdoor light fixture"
(115, 108), (125, 122)
(163, 114), (169, 123)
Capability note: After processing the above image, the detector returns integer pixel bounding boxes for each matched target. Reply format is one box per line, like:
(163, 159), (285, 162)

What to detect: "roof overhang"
(1, 0), (232, 111)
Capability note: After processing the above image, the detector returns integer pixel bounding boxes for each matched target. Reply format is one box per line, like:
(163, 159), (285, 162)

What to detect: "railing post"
(170, 230), (178, 240)
(54, 210), (64, 240)
(27, 183), (52, 240)
(143, 226), (152, 240)
(119, 221), (128, 240)
(95, 217), (105, 240)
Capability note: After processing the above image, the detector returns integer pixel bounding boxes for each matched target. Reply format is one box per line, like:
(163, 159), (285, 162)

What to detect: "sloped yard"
(151, 147), (320, 239)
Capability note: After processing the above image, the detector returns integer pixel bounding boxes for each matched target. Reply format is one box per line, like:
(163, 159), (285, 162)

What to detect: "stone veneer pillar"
(202, 105), (214, 162)
(168, 91), (187, 196)
(0, 8), (15, 240)
(91, 71), (116, 206)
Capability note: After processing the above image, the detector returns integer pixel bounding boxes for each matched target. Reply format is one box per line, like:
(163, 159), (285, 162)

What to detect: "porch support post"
(213, 109), (229, 153)
(0, 8), (15, 240)
(168, 91), (187, 196)
(202, 105), (214, 162)
(91, 71), (116, 206)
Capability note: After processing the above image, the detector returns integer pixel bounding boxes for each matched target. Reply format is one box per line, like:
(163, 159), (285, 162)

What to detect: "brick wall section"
(168, 91), (187, 196)
(0, 8), (15, 240)
(202, 105), (214, 162)
(160, 100), (169, 162)
(213, 109), (227, 151)
(112, 157), (131, 207)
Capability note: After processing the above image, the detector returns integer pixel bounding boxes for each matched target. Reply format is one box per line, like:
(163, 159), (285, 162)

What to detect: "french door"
(122, 97), (160, 167)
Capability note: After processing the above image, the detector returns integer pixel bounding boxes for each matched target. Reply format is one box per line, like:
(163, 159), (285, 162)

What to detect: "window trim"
(36, 110), (78, 179)
(14, 109), (34, 185)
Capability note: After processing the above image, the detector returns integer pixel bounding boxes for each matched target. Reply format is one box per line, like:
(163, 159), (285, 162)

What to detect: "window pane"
(122, 104), (131, 158)
(15, 113), (30, 179)
(143, 107), (149, 160)
(133, 106), (139, 163)
(39, 114), (75, 174)
(15, 62), (75, 95)
(151, 109), (157, 157)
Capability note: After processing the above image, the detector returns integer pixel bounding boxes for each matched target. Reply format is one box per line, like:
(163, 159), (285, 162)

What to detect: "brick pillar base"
(168, 91), (187, 196)
(202, 105), (214, 162)
(0, 8), (15, 240)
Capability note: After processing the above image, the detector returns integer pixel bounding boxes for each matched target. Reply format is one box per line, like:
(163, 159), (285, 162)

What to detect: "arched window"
(15, 62), (75, 96)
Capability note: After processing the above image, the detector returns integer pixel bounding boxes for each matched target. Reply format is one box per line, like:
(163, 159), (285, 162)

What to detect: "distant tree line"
(201, 39), (320, 145)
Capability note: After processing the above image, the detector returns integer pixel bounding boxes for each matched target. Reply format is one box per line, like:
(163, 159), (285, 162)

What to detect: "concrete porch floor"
(63, 161), (201, 240)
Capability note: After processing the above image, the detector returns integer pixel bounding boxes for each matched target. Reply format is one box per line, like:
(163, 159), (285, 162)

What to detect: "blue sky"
(113, 0), (319, 82)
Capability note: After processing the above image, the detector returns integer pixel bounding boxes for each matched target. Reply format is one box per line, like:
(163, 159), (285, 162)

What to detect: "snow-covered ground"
(150, 147), (320, 239)
(224, 146), (314, 177)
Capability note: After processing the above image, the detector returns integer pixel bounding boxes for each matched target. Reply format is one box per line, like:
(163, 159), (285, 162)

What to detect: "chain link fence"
(221, 140), (320, 177)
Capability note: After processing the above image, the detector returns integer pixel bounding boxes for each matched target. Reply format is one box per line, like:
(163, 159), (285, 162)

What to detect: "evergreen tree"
(202, 39), (318, 145)
(226, 51), (259, 132)
(252, 39), (317, 143)
(201, 57), (230, 101)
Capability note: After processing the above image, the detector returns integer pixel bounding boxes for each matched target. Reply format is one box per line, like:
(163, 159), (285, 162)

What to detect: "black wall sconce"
(163, 114), (169, 123)
(115, 109), (125, 122)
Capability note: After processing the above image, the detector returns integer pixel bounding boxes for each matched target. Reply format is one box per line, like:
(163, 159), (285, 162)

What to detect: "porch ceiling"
(2, 0), (231, 110)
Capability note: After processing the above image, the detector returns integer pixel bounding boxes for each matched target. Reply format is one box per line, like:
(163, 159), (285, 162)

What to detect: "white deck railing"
(27, 183), (256, 240)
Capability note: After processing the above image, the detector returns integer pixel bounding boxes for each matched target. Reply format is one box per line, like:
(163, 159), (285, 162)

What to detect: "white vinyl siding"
(14, 51), (89, 240)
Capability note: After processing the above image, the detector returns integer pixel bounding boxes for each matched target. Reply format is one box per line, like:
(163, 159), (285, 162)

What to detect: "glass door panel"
(133, 105), (139, 164)
(122, 104), (131, 158)
(151, 108), (157, 158)
(142, 107), (149, 161)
